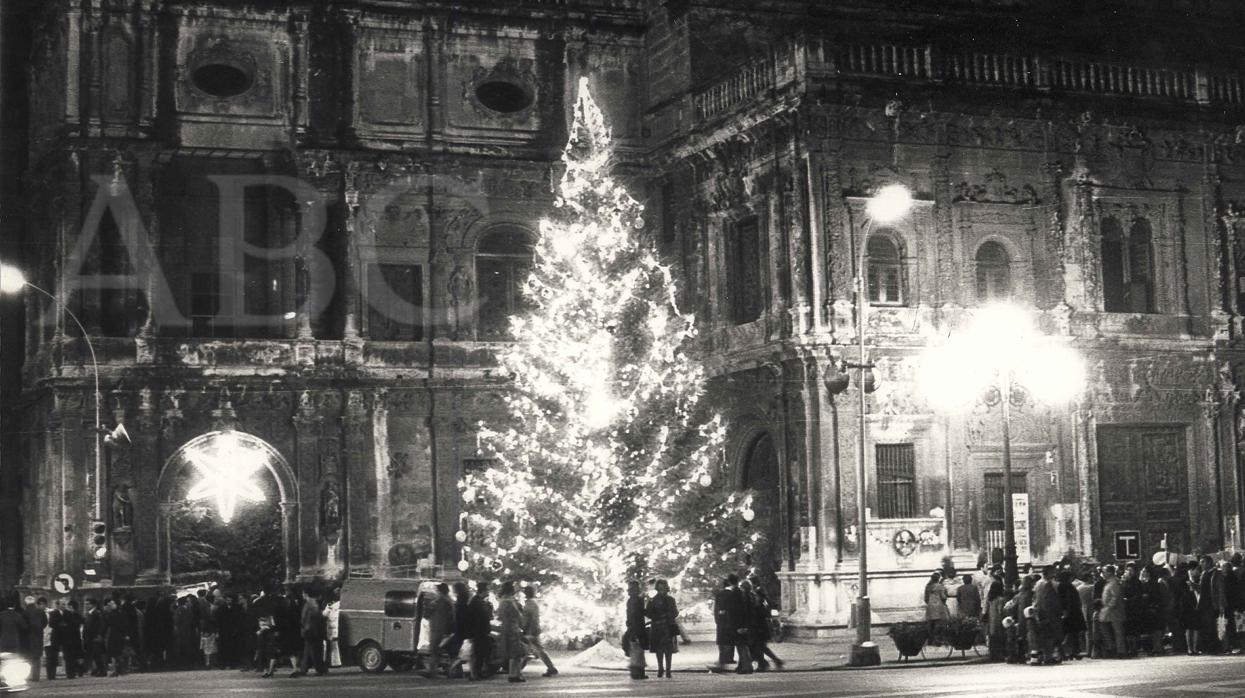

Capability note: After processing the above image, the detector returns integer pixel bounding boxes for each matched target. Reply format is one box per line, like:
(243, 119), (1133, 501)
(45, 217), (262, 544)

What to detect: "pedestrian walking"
(1097, 565), (1127, 658)
(625, 580), (648, 680)
(0, 595), (28, 655)
(646, 579), (678, 678)
(522, 585), (558, 677)
(984, 581), (1007, 661)
(465, 581), (494, 680)
(708, 574), (751, 674)
(957, 573), (982, 620)
(23, 596), (47, 682)
(1174, 564), (1200, 654)
(446, 582), (470, 678)
(45, 598), (63, 680)
(60, 600), (84, 679)
(422, 583), (453, 678)
(1057, 569), (1085, 660)
(750, 584), (784, 670)
(323, 590), (340, 669)
(82, 598), (106, 676)
(290, 587), (326, 677)
(923, 572), (950, 641)
(102, 598), (126, 677)
(1033, 566), (1062, 664)
(498, 582), (527, 684)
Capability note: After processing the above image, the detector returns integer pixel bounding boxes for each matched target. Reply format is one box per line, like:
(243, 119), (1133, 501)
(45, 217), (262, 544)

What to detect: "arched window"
(1101, 217), (1155, 313)
(866, 233), (905, 305)
(476, 226), (534, 340)
(975, 241), (1011, 302)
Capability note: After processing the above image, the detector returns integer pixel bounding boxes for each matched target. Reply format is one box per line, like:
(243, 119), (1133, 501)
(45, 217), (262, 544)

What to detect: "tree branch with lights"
(458, 77), (759, 641)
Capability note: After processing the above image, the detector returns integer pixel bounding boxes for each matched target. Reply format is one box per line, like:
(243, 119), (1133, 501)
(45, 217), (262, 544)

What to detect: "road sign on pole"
(52, 572), (75, 594)
(1115, 530), (1141, 560)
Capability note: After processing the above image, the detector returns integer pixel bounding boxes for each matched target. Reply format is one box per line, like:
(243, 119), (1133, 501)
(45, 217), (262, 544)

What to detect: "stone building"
(4, 0), (1245, 633)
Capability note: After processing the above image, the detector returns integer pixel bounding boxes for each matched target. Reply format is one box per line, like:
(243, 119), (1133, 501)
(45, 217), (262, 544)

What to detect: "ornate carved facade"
(3, 0), (1245, 631)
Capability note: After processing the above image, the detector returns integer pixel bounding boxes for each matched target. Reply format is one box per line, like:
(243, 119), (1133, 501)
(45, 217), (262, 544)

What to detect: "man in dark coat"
(625, 580), (648, 680)
(1056, 569), (1086, 659)
(45, 598), (64, 679)
(23, 596), (48, 682)
(59, 600), (85, 678)
(708, 574), (753, 674)
(423, 583), (454, 678)
(290, 587), (326, 678)
(464, 581), (494, 680)
(82, 598), (106, 676)
(102, 598), (127, 677)
(0, 595), (28, 654)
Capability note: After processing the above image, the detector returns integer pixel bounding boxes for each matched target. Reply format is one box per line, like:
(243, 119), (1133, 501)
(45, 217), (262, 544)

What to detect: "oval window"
(475, 80), (533, 114)
(191, 63), (253, 98)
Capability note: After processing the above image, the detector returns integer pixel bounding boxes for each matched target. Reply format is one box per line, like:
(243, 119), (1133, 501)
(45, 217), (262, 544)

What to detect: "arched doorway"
(741, 431), (781, 604)
(155, 431), (300, 585)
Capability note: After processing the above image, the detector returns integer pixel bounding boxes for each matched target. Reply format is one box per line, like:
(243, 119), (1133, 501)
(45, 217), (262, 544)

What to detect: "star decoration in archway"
(184, 432), (268, 523)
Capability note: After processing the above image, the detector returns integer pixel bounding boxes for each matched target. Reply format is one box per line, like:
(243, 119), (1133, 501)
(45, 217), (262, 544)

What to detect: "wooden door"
(1097, 426), (1188, 560)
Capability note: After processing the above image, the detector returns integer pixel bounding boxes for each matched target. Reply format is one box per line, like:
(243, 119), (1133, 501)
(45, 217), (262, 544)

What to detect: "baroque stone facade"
(3, 0), (1245, 631)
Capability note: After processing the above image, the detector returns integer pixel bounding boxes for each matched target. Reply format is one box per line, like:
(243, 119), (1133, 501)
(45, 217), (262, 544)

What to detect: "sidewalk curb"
(582, 656), (994, 673)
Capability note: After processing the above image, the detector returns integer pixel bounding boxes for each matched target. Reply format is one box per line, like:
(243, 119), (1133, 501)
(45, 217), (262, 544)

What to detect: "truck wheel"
(357, 641), (387, 673)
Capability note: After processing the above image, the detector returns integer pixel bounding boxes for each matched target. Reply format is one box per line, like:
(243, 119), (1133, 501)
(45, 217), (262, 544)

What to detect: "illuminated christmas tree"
(458, 77), (757, 634)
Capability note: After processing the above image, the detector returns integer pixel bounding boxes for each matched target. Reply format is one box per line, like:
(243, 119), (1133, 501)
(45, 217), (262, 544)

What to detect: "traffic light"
(90, 520), (108, 560)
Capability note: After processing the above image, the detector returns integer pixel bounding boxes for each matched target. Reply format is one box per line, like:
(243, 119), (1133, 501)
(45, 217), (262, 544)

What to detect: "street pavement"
(17, 653), (1245, 697)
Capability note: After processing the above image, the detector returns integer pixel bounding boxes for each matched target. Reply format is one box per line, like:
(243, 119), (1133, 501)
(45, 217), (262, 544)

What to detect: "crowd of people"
(0, 582), (341, 682)
(924, 554), (1245, 664)
(687, 573), (782, 679)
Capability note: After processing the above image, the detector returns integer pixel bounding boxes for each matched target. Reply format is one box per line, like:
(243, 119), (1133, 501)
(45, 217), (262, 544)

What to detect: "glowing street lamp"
(847, 184), (913, 667)
(919, 303), (1084, 585)
(0, 263), (106, 523)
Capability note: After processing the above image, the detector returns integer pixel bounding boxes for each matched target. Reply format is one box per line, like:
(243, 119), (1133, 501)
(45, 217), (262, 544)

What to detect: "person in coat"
(290, 587), (325, 678)
(496, 582), (526, 684)
(23, 596), (48, 682)
(446, 582), (470, 678)
(102, 598), (126, 677)
(522, 585), (557, 677)
(465, 581), (494, 680)
(82, 598), (105, 676)
(60, 600), (84, 678)
(750, 583), (784, 670)
(1197, 556), (1224, 654)
(0, 595), (28, 654)
(1056, 569), (1085, 660)
(957, 574), (982, 620)
(45, 598), (64, 680)
(645, 579), (678, 678)
(708, 574), (752, 674)
(1174, 564), (1200, 654)
(984, 581), (1007, 661)
(422, 583), (454, 678)
(1032, 566), (1063, 664)
(625, 580), (649, 680)
(923, 572), (950, 640)
(1097, 565), (1127, 658)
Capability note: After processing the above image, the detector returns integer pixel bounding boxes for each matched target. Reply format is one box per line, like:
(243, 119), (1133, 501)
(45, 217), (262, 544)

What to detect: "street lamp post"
(0, 265), (104, 523)
(847, 184), (912, 667)
(918, 303), (1084, 588)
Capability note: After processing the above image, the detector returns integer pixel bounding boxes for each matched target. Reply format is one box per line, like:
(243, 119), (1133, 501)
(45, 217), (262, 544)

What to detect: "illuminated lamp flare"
(865, 184), (914, 224)
(0, 264), (26, 295)
(184, 432), (267, 524)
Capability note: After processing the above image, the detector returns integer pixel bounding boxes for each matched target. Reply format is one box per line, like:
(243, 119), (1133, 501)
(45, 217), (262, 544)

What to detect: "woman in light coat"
(496, 582), (527, 684)
(323, 590), (340, 668)
(923, 572), (949, 640)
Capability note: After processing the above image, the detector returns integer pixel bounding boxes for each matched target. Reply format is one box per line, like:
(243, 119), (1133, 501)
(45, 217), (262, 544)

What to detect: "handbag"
(620, 631), (631, 654)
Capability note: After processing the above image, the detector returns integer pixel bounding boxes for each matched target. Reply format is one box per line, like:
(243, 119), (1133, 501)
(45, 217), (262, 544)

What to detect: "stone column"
(133, 388), (160, 580)
(137, 1), (157, 132)
(372, 391), (394, 574)
(293, 395), (321, 573)
(341, 165), (362, 346)
(342, 390), (372, 570)
(84, 4), (103, 136)
(339, 10), (362, 146)
(786, 149), (811, 335)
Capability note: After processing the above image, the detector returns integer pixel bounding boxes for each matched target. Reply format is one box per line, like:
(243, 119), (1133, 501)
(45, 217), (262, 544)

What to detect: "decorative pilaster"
(291, 11), (310, 142)
(341, 163), (362, 346)
(133, 387), (159, 578)
(342, 390), (371, 569)
(339, 10), (362, 146)
(137, 1), (158, 132)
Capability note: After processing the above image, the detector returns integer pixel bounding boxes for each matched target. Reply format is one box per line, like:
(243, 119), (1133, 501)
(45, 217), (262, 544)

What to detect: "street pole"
(1000, 369), (1018, 587)
(849, 219), (880, 667)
